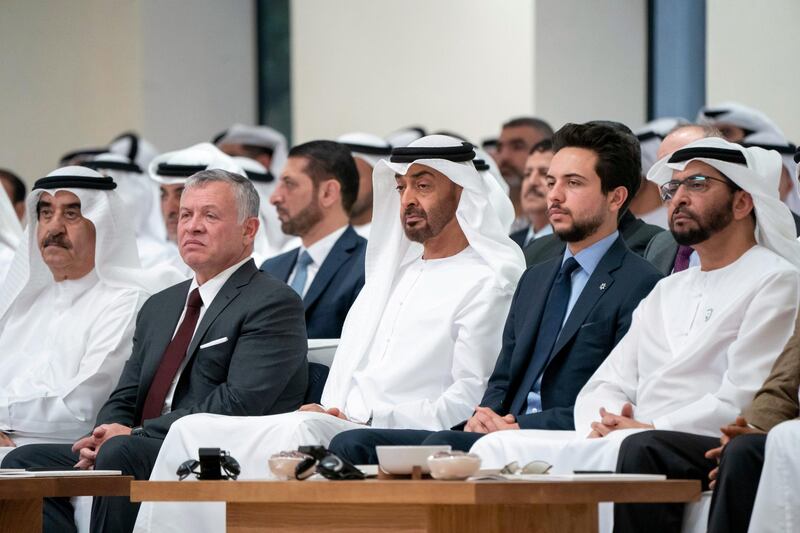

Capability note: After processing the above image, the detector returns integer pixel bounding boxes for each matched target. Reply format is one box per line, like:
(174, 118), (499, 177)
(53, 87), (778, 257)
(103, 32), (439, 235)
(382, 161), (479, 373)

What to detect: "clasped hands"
(704, 416), (763, 489)
(464, 406), (519, 433)
(588, 403), (653, 438)
(71, 423), (132, 470)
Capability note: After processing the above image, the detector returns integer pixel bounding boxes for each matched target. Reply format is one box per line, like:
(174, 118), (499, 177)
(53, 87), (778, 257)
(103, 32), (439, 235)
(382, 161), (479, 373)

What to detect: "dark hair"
(288, 140), (359, 213)
(502, 117), (554, 138)
(552, 121), (641, 212)
(0, 169), (25, 204)
(529, 139), (554, 155)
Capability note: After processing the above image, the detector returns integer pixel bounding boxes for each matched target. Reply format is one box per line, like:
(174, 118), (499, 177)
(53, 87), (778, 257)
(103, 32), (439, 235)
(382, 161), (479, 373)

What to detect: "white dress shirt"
(286, 225), (348, 297)
(161, 256), (252, 414)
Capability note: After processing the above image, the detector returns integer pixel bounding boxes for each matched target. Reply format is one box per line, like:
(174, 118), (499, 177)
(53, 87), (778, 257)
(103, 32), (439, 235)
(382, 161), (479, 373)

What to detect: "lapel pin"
(599, 283), (607, 290)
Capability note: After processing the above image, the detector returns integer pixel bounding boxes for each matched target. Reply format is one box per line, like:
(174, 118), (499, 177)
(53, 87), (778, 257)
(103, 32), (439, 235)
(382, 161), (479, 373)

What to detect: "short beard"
(280, 201), (324, 236)
(554, 211), (605, 243)
(402, 191), (459, 244)
(670, 198), (734, 246)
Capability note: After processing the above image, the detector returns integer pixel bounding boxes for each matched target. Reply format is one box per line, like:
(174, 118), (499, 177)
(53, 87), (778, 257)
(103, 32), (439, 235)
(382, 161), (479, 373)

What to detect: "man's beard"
(669, 198), (734, 246)
(402, 195), (458, 243)
(552, 207), (605, 243)
(280, 201), (324, 236)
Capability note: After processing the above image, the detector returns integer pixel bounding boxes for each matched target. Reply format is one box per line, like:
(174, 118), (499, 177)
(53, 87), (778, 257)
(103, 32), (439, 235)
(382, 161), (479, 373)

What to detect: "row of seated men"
(0, 115), (798, 533)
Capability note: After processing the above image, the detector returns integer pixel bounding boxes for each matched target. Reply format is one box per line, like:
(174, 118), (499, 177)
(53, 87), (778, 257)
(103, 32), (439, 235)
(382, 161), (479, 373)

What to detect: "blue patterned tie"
(289, 251), (313, 296)
(510, 257), (581, 415)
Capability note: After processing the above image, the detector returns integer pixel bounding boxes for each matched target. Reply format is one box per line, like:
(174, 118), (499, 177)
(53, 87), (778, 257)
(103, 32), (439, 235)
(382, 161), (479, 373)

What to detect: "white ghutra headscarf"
(649, 137), (800, 269)
(0, 167), (175, 323)
(321, 135), (526, 407)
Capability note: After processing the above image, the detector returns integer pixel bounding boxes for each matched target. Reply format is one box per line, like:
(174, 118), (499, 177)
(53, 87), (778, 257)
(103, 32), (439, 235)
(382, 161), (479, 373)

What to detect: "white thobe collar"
(53, 269), (100, 308)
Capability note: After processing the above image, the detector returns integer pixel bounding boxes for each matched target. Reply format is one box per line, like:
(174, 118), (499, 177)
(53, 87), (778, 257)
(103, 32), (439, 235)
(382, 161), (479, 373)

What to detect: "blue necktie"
(289, 251), (313, 296)
(510, 257), (581, 415)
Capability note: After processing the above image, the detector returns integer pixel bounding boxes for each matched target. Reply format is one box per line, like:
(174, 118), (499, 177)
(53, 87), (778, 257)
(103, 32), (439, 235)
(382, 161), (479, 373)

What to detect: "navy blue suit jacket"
(261, 226), (366, 339)
(471, 236), (662, 431)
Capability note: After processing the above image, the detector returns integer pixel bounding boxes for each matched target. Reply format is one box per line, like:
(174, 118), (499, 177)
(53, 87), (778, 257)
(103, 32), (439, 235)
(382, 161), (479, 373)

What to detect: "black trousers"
(1, 436), (163, 533)
(613, 430), (767, 533)
(328, 428), (485, 465)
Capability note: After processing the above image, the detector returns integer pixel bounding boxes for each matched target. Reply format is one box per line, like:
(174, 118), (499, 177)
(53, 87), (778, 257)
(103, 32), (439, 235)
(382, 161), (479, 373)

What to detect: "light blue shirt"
(525, 230), (620, 415)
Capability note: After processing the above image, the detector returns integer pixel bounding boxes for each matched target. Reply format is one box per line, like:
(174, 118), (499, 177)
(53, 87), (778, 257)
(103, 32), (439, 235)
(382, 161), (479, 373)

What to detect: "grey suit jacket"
(95, 259), (308, 439)
(643, 230), (679, 276)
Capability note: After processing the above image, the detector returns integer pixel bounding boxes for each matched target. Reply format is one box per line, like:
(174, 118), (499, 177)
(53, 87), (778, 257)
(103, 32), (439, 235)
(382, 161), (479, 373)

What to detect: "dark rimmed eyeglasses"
(659, 175), (733, 202)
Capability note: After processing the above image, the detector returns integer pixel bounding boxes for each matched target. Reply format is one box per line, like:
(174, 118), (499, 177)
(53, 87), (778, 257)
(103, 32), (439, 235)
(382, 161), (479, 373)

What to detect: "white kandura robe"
(471, 245), (800, 533)
(134, 246), (513, 533)
(748, 419), (800, 533)
(0, 270), (144, 460)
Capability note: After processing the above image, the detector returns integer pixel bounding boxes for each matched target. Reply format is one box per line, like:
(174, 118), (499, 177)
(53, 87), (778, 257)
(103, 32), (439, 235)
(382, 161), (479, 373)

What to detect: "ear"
(318, 179), (342, 209)
(607, 186), (629, 215)
(731, 190), (755, 221)
(242, 216), (260, 244)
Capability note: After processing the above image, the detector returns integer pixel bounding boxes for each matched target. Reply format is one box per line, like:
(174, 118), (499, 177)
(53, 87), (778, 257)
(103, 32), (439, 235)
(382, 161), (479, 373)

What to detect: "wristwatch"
(130, 426), (146, 437)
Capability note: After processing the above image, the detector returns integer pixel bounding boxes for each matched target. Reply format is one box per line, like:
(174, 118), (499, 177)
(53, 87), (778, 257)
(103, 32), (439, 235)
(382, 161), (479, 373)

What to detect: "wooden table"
(0, 476), (132, 533)
(131, 478), (700, 532)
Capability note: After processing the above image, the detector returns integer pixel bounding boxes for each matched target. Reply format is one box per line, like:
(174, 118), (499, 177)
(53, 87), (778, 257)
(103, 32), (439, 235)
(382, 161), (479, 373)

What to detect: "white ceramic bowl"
(268, 453), (309, 480)
(426, 452), (481, 480)
(375, 445), (451, 475)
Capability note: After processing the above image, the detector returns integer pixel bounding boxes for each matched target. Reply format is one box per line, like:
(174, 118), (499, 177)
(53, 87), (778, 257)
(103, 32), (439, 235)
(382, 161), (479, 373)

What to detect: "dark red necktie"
(140, 288), (203, 423)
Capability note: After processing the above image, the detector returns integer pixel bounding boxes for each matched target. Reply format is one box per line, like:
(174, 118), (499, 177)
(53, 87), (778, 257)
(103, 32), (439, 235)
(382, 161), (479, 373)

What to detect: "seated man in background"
(133, 135), (525, 533)
(469, 137), (800, 531)
(330, 122), (662, 464)
(337, 131), (393, 238)
(0, 166), (155, 461)
(263, 140), (366, 339)
(4, 169), (308, 533)
(510, 139), (553, 248)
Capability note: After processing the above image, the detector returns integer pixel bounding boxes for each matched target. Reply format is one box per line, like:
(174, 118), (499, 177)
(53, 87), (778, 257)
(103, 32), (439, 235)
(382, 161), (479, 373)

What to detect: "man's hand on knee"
(72, 423), (133, 469)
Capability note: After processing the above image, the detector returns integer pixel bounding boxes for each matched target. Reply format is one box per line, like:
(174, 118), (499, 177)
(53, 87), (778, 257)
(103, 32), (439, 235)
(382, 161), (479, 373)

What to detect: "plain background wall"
(534, 0), (648, 130)
(3, 1), (798, 186)
(290, 0), (536, 144)
(706, 0), (800, 142)
(0, 0), (257, 184)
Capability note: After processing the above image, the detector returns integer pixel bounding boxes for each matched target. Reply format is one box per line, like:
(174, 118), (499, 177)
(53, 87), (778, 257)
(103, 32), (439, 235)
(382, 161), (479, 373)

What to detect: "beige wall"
(0, 0), (257, 184)
(290, 0), (648, 144)
(290, 0), (536, 144)
(0, 0), (142, 183)
(707, 0), (800, 142)
(534, 0), (648, 130)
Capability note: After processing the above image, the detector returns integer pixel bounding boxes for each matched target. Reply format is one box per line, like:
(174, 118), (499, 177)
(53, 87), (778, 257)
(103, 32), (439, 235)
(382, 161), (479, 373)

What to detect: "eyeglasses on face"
(659, 175), (732, 202)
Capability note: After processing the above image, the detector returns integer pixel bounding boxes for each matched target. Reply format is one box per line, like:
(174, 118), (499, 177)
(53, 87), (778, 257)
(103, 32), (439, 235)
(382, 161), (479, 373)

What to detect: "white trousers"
(748, 419), (800, 533)
(133, 411), (366, 533)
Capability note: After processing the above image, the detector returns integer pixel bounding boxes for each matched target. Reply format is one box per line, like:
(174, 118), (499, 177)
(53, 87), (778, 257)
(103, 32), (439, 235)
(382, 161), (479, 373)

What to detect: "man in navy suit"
(262, 140), (367, 339)
(329, 121), (663, 462)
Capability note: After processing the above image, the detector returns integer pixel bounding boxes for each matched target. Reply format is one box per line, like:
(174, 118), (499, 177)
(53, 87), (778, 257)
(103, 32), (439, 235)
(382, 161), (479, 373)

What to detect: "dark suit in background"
(4, 260), (308, 533)
(261, 225), (366, 339)
(329, 237), (663, 463)
(524, 210), (663, 267)
(509, 226), (529, 248)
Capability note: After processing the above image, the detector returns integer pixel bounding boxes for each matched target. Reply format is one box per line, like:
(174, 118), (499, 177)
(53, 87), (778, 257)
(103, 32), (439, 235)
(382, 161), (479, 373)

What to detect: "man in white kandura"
(0, 166), (169, 460)
(469, 137), (800, 532)
(133, 135), (526, 533)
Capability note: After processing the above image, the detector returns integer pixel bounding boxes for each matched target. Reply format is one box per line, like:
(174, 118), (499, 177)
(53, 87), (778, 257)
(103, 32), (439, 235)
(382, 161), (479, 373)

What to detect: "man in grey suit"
(3, 170), (308, 533)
